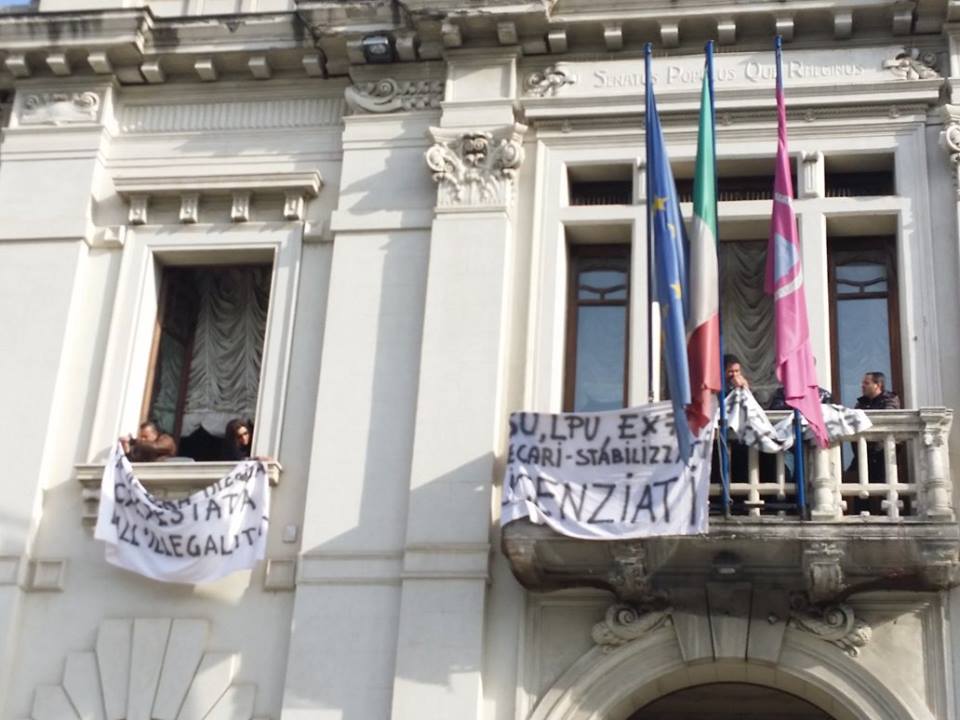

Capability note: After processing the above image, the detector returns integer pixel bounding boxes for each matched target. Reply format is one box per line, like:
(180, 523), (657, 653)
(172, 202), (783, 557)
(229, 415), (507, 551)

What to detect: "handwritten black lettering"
(588, 483), (616, 523)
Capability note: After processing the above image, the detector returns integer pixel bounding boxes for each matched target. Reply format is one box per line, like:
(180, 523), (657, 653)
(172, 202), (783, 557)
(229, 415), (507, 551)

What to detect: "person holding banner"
(119, 420), (177, 463)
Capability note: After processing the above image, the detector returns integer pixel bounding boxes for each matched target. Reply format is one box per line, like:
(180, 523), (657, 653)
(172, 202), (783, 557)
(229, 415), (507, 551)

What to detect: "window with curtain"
(828, 238), (901, 407)
(144, 264), (272, 460)
(718, 240), (776, 403)
(564, 244), (630, 412)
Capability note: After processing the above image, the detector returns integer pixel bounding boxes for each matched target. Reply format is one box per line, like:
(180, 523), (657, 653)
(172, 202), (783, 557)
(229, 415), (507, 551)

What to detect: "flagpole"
(793, 408), (807, 515)
(705, 40), (731, 518)
(645, 42), (656, 405)
(774, 34), (808, 518)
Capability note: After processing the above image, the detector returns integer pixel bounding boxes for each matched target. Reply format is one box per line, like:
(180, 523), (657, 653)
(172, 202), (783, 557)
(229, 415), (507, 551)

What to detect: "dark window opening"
(564, 244), (630, 412)
(825, 154), (895, 197)
(144, 264), (272, 462)
(568, 164), (633, 206)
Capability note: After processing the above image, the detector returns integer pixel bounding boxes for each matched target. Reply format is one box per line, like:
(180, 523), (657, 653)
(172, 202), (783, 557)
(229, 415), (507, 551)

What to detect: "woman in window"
(223, 418), (253, 461)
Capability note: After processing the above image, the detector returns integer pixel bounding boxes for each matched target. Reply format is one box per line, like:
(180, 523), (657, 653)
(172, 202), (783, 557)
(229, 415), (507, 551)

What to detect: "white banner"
(725, 388), (872, 451)
(501, 403), (714, 540)
(95, 444), (270, 583)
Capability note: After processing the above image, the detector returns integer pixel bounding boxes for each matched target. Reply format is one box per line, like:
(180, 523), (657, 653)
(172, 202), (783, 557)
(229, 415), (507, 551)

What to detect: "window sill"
(76, 460), (282, 527)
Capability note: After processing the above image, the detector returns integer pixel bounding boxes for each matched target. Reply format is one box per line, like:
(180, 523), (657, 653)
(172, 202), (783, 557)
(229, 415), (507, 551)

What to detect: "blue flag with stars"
(645, 43), (693, 460)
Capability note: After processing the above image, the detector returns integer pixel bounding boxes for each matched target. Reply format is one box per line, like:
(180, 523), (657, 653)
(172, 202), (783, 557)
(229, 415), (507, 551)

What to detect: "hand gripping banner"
(95, 444), (270, 583)
(501, 402), (715, 540)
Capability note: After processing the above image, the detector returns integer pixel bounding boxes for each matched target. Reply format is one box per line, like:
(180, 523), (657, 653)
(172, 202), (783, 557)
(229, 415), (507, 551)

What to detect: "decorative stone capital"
(789, 601), (871, 657)
(425, 123), (527, 209)
(344, 78), (444, 114)
(803, 541), (845, 602)
(940, 107), (960, 199)
(940, 105), (960, 161)
(883, 48), (940, 80)
(525, 64), (577, 97)
(15, 89), (103, 126)
(591, 604), (672, 651)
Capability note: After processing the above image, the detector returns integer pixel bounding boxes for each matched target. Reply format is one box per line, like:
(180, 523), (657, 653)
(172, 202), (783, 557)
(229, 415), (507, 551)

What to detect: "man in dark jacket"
(851, 371), (900, 514)
(855, 371), (900, 411)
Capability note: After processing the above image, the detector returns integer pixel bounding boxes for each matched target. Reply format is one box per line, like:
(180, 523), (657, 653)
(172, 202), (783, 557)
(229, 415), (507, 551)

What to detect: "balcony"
(501, 408), (958, 604)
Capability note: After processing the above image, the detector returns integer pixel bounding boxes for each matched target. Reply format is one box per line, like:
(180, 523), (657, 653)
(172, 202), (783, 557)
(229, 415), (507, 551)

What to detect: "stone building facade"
(1, 1), (960, 718)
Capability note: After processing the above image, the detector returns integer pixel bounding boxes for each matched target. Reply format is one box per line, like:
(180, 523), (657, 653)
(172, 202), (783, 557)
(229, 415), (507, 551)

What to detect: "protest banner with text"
(95, 444), (270, 583)
(501, 402), (714, 540)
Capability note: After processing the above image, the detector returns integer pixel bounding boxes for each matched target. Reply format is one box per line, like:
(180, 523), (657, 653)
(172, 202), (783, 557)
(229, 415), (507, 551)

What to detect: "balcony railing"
(713, 408), (953, 521)
(502, 408), (959, 604)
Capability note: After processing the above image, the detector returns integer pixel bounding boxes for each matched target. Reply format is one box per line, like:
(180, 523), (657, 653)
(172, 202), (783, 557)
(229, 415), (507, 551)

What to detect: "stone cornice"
(0, 0), (948, 88)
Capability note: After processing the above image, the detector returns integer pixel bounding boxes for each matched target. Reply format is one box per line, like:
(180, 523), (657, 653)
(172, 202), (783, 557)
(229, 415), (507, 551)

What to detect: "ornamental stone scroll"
(15, 89), (102, 126)
(425, 123), (527, 209)
(591, 603), (672, 651)
(789, 601), (871, 657)
(940, 105), (960, 199)
(344, 77), (444, 114)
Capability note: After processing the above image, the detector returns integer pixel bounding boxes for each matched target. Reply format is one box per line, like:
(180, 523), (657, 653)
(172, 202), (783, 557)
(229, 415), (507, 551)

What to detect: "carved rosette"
(17, 90), (102, 126)
(425, 123), (527, 209)
(525, 64), (577, 97)
(344, 78), (444, 114)
(591, 604), (672, 651)
(883, 49), (940, 80)
(789, 602), (871, 657)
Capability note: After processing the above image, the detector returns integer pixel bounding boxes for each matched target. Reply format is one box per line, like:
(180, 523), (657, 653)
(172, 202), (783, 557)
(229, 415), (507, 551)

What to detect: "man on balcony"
(856, 371), (900, 412)
(851, 371), (901, 514)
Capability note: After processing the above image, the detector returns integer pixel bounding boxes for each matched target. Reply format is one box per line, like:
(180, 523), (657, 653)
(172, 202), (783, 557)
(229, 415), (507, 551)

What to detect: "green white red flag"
(686, 56), (722, 434)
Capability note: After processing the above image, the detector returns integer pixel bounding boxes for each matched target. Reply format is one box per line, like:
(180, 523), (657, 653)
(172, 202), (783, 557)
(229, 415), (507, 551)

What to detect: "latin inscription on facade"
(523, 46), (927, 97)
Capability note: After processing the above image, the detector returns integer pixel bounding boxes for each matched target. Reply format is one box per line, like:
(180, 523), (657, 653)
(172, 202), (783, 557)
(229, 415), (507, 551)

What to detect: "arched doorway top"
(529, 625), (934, 720)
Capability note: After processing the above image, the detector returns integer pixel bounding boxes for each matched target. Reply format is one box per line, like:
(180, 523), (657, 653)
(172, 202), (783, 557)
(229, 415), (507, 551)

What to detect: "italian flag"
(686, 61), (722, 433)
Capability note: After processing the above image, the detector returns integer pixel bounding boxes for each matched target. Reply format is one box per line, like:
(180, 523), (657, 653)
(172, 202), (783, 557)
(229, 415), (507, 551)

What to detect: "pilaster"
(0, 78), (119, 715)
(389, 113), (526, 718)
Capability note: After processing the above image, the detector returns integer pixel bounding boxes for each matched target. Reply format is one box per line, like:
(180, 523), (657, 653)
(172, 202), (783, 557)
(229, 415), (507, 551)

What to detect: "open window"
(718, 239), (776, 404)
(142, 264), (272, 461)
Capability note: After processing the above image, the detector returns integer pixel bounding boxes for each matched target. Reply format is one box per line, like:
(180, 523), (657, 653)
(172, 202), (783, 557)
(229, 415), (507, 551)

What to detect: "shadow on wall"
(280, 225), (516, 717)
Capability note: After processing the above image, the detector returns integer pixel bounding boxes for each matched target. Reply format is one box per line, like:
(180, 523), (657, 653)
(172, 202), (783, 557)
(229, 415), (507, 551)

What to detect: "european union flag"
(645, 43), (693, 460)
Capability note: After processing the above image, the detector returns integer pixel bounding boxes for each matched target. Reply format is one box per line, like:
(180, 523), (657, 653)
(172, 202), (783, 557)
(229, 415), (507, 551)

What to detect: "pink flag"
(764, 40), (829, 448)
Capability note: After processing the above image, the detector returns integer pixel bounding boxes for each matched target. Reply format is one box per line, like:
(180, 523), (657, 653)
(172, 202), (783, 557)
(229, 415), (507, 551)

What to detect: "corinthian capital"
(425, 123), (527, 210)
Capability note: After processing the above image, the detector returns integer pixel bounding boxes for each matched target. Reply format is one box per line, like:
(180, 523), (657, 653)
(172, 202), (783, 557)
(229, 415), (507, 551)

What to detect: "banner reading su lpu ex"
(501, 402), (714, 540)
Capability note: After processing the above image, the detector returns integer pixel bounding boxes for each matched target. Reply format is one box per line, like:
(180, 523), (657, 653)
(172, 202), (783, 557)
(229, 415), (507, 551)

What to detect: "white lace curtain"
(179, 267), (271, 437)
(719, 241), (777, 402)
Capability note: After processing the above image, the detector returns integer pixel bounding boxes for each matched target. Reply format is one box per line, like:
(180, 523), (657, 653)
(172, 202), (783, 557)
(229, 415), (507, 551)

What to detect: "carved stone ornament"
(789, 602), (871, 657)
(607, 543), (656, 603)
(17, 90), (101, 126)
(940, 106), (960, 200)
(591, 604), (672, 651)
(525, 64), (577, 97)
(28, 617), (257, 719)
(425, 124), (527, 209)
(344, 78), (444, 114)
(803, 541), (845, 602)
(883, 48), (940, 80)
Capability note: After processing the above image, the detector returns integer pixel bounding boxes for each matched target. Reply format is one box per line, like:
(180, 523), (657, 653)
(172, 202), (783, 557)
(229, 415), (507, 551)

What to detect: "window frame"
(87, 223), (302, 462)
(827, 236), (903, 406)
(141, 262), (273, 445)
(563, 243), (631, 412)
